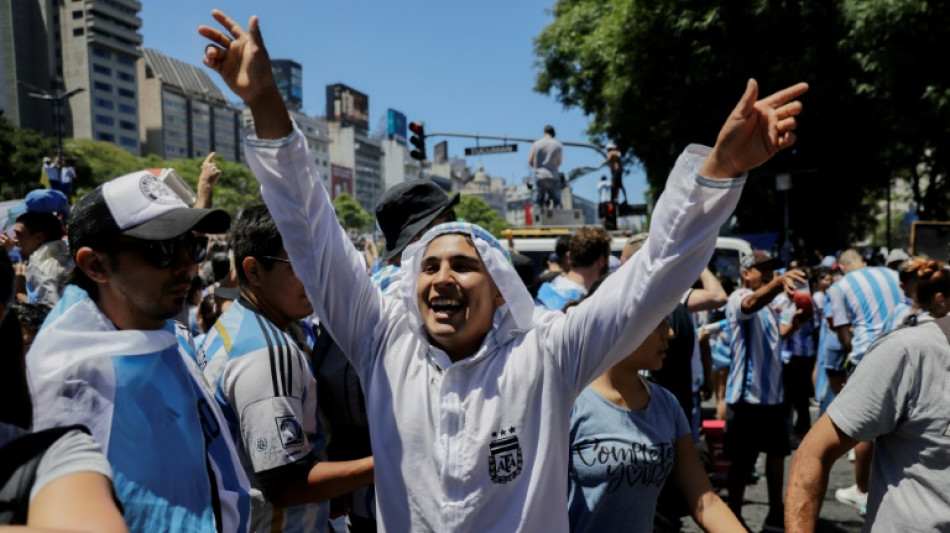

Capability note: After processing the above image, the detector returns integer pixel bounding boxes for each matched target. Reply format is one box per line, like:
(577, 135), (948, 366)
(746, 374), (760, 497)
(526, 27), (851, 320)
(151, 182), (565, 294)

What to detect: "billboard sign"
(326, 83), (369, 131)
(330, 164), (354, 200)
(387, 109), (407, 143)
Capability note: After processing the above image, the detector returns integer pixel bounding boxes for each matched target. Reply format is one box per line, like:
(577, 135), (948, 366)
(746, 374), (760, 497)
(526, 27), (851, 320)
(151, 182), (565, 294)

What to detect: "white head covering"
(389, 222), (536, 348)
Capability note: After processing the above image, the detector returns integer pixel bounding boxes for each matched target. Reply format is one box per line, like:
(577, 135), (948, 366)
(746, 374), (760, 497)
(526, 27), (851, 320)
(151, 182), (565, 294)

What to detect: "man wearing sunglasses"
(26, 171), (253, 532)
(198, 205), (374, 532)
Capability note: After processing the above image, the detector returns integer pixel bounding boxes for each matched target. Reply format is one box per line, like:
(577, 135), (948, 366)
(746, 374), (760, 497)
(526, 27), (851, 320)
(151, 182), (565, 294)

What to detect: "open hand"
(702, 79), (808, 178)
(778, 269), (807, 298)
(199, 10), (276, 106)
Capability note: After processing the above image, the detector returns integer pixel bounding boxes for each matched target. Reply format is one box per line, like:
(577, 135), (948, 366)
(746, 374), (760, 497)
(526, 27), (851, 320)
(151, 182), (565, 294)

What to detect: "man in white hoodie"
(200, 10), (807, 530)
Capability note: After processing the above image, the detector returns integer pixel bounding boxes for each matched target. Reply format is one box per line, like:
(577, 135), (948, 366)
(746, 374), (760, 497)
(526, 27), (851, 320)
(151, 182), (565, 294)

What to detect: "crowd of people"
(0, 9), (946, 533)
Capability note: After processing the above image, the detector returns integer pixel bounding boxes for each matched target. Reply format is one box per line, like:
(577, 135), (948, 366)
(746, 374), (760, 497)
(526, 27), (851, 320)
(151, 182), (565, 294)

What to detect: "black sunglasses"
(110, 234), (208, 269)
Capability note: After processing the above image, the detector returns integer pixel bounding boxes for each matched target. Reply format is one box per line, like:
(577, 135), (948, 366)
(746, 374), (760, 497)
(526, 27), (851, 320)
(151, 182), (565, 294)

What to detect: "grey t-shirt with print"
(827, 317), (950, 532)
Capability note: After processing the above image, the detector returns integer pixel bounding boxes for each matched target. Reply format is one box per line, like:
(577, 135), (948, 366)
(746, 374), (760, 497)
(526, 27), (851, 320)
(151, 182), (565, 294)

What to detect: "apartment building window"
(93, 64), (111, 76)
(118, 88), (135, 98)
(73, 28), (84, 36)
(94, 81), (112, 92)
(116, 71), (134, 82)
(95, 115), (115, 126)
(94, 98), (114, 110)
(72, 10), (83, 19)
(118, 104), (135, 115)
(97, 132), (115, 142)
(119, 120), (135, 131)
(116, 55), (135, 67)
(120, 137), (137, 147)
(92, 48), (110, 59)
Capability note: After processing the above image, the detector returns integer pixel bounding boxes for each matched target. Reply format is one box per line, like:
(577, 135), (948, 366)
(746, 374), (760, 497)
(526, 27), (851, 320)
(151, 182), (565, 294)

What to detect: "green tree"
(0, 114), (57, 199)
(533, 0), (950, 253)
(455, 195), (509, 237)
(333, 192), (373, 231)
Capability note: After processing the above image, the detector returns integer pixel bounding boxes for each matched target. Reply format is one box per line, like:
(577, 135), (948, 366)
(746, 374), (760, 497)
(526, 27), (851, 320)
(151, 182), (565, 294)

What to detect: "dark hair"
(544, 125), (556, 137)
(812, 266), (831, 284)
(16, 211), (64, 243)
(907, 259), (950, 310)
(12, 302), (50, 336)
(569, 227), (611, 268)
(230, 204), (283, 284)
(511, 254), (539, 299)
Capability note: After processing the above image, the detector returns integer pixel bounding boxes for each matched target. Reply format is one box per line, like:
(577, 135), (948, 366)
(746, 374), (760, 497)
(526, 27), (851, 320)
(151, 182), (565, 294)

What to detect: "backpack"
(0, 425), (88, 524)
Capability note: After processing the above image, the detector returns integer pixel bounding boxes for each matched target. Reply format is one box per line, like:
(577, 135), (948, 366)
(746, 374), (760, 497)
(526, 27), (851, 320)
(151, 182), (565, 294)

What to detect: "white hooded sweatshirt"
(244, 127), (745, 532)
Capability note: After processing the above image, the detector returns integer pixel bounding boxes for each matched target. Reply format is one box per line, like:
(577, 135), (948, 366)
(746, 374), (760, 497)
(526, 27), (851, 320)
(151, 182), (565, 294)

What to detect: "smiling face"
(416, 234), (504, 361)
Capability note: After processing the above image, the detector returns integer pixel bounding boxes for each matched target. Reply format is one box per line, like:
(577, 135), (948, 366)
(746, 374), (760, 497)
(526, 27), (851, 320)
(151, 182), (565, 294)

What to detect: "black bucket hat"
(375, 180), (459, 262)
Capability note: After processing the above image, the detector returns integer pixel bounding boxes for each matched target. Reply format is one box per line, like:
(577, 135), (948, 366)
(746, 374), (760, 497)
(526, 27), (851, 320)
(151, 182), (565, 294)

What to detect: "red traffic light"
(606, 203), (615, 212)
(409, 121), (425, 136)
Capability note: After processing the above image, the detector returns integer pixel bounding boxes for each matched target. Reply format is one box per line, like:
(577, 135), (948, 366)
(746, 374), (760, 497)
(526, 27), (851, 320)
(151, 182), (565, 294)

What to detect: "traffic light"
(603, 201), (617, 231)
(409, 121), (426, 161)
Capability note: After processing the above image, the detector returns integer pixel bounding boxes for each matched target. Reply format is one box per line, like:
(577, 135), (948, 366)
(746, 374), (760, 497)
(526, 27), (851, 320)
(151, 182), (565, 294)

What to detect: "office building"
(139, 48), (242, 161)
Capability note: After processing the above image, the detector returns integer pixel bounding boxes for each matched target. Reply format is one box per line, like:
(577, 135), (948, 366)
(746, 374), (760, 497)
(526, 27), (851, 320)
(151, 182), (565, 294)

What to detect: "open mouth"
(430, 298), (464, 319)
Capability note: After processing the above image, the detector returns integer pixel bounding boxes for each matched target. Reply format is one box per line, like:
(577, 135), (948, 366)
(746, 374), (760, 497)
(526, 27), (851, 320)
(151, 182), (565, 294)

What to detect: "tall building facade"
(271, 59), (302, 112)
(0, 0), (143, 154)
(329, 121), (383, 214)
(139, 48), (242, 162)
(61, 0), (143, 153)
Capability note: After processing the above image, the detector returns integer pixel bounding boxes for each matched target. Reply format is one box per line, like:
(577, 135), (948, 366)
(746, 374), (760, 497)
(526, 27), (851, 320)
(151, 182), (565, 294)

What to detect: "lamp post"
(24, 85), (85, 171)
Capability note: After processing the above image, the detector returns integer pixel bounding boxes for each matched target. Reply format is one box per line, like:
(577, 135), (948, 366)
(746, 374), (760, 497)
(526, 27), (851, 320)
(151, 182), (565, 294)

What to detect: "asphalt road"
(679, 404), (866, 533)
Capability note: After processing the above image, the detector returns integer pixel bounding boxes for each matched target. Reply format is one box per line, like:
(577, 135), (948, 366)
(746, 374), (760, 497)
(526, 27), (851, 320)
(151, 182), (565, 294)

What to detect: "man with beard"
(26, 171), (251, 532)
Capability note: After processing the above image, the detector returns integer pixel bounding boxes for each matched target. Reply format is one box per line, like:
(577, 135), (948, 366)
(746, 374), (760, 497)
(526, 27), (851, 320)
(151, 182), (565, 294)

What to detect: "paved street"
(680, 404), (866, 533)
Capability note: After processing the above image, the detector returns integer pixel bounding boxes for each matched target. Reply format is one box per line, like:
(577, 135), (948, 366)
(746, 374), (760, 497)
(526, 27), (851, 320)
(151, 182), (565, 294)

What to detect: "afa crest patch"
(275, 416), (304, 448)
(488, 426), (523, 484)
(256, 437), (268, 453)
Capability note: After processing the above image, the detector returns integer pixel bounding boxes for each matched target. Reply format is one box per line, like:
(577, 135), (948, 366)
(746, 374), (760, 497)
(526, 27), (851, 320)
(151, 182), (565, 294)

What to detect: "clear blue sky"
(141, 1), (648, 204)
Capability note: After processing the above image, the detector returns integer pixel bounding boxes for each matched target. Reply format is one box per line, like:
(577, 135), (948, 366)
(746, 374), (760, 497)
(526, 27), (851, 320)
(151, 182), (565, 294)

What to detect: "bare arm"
(25, 472), (128, 533)
(686, 268), (728, 312)
(786, 415), (857, 533)
(741, 269), (805, 315)
(194, 152), (221, 209)
(671, 435), (745, 532)
(267, 457), (374, 508)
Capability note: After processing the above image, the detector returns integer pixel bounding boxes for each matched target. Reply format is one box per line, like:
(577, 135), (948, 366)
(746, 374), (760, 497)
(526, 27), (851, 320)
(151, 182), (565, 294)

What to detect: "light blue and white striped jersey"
(28, 291), (251, 532)
(535, 275), (586, 311)
(198, 298), (330, 533)
(814, 289), (840, 414)
(725, 288), (785, 405)
(829, 266), (902, 366)
(774, 293), (816, 359)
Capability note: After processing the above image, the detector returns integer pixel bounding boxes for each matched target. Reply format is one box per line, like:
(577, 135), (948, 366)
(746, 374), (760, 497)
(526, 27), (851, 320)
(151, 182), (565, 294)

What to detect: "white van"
(501, 228), (751, 284)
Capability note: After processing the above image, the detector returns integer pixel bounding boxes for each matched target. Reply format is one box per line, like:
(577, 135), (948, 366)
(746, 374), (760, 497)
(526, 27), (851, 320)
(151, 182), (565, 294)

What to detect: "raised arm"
(194, 152), (221, 209)
(549, 79), (808, 391)
(200, 11), (386, 369)
(686, 267), (728, 312)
